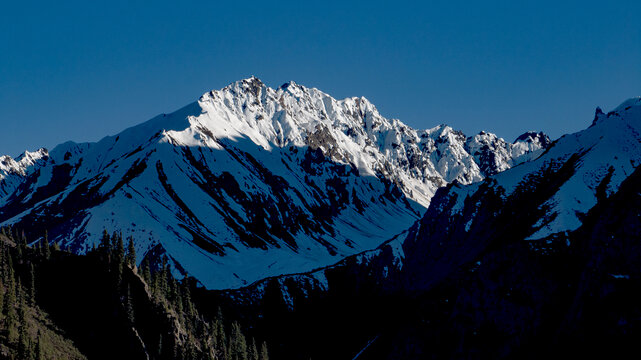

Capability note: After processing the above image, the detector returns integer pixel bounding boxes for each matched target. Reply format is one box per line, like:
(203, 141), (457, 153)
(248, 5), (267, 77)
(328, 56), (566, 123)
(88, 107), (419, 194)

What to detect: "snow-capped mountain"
(216, 97), (641, 359)
(403, 96), (641, 283)
(466, 130), (550, 176)
(233, 96), (641, 302)
(0, 77), (546, 289)
(0, 148), (49, 197)
(440, 97), (641, 242)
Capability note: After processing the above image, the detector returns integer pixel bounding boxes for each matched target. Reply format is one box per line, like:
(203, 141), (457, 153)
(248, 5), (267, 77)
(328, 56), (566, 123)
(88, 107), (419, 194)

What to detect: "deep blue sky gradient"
(1, 0), (639, 157)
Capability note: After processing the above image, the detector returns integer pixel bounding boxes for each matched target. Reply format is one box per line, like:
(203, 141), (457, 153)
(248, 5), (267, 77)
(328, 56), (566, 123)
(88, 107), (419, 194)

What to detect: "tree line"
(0, 227), (270, 360)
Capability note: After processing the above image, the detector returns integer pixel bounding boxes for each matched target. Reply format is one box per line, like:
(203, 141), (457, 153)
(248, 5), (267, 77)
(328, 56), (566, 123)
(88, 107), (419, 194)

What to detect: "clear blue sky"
(1, 0), (639, 157)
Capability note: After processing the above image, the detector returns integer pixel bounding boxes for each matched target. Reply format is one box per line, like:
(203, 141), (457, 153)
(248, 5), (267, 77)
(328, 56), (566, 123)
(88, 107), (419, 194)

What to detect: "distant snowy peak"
(0, 148), (49, 197)
(514, 131), (551, 146)
(0, 148), (49, 175)
(511, 131), (551, 164)
(438, 96), (641, 242)
(463, 130), (549, 177)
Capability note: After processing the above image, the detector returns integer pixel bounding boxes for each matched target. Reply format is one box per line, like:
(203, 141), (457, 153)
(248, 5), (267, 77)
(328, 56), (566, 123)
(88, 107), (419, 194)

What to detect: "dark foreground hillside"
(0, 231), (269, 360)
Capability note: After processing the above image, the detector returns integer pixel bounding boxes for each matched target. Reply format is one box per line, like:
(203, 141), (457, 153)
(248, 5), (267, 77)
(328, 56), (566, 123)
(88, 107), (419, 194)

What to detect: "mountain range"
(0, 77), (549, 289)
(215, 95), (641, 359)
(1, 78), (640, 359)
(228, 95), (641, 298)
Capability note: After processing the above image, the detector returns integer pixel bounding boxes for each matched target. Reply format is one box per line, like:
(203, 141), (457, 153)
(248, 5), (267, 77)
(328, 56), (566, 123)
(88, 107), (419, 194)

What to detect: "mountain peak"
(513, 131), (551, 147)
(279, 80), (298, 89)
(0, 147), (49, 174)
(591, 97), (640, 128)
(16, 147), (49, 162)
(243, 75), (264, 86)
(222, 76), (266, 97)
(592, 106), (605, 126)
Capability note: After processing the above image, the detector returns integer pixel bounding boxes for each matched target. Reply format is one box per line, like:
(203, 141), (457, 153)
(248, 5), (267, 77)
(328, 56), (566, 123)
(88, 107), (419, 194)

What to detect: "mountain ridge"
(0, 77), (548, 289)
(209, 96), (641, 359)
(220, 95), (641, 301)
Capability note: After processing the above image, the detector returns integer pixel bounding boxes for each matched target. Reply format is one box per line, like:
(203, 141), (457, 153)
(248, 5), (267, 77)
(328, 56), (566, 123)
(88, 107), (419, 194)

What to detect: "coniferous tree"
(218, 339), (228, 360)
(184, 339), (196, 360)
(161, 257), (169, 293)
(182, 278), (194, 317)
(126, 237), (136, 268)
(211, 316), (226, 358)
(17, 324), (29, 359)
(164, 262), (173, 299)
(43, 231), (51, 260)
(126, 284), (135, 324)
(3, 297), (17, 341)
(259, 342), (269, 360)
(229, 321), (248, 360)
(113, 233), (125, 287)
(152, 269), (160, 299)
(142, 259), (152, 288)
(16, 237), (23, 259)
(0, 287), (4, 321)
(35, 332), (45, 360)
(157, 333), (163, 358)
(152, 257), (169, 300)
(0, 247), (5, 284)
(28, 263), (36, 306)
(175, 287), (184, 314)
(216, 310), (227, 354)
(20, 230), (27, 253)
(15, 277), (23, 311)
(6, 252), (15, 284)
(115, 233), (125, 261)
(3, 267), (17, 332)
(99, 229), (111, 253)
(17, 299), (28, 357)
(248, 338), (259, 360)
(203, 335), (214, 360)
